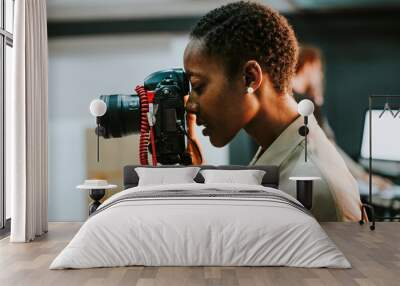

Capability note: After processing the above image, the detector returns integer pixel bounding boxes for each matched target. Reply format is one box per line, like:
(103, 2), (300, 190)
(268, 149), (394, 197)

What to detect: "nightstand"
(77, 180), (117, 215)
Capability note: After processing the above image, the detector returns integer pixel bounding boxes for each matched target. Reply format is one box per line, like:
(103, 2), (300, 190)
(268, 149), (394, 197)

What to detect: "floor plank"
(0, 222), (399, 286)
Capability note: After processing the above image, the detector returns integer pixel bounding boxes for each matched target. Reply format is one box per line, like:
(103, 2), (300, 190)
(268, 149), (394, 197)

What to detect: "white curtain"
(8, 0), (48, 242)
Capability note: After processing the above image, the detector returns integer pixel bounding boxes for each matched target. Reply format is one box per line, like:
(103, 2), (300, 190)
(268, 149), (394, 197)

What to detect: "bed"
(50, 165), (350, 269)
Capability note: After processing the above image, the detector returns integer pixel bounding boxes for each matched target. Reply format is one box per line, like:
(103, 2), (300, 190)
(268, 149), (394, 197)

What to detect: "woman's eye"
(191, 85), (204, 95)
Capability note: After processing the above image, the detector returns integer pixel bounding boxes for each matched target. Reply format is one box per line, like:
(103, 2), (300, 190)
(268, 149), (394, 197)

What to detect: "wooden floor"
(0, 222), (399, 286)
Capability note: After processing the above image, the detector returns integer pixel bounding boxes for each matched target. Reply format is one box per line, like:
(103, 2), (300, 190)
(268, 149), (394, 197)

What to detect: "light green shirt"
(250, 115), (362, 222)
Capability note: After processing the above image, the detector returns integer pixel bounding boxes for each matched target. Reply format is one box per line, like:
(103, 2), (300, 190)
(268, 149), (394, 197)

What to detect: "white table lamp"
(89, 99), (107, 162)
(298, 99), (314, 162)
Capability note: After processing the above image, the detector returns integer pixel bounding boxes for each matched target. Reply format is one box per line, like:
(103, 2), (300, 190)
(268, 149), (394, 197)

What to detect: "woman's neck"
(244, 89), (299, 150)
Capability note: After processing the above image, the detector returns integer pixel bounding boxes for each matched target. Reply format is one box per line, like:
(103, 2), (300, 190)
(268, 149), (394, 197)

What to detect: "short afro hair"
(190, 1), (298, 94)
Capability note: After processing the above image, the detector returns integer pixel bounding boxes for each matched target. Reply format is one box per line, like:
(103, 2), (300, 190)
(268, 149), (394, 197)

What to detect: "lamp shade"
(89, 99), (107, 117)
(298, 99), (314, 116)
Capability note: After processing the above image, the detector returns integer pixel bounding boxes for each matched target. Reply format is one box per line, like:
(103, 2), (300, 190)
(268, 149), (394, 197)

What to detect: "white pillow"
(200, 169), (266, 185)
(135, 167), (200, 186)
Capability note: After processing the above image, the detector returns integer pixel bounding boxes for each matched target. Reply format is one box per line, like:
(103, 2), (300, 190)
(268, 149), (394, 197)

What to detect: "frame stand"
(360, 95), (400, 230)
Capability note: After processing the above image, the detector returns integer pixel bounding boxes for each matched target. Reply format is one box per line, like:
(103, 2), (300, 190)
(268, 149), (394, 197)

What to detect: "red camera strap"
(135, 85), (157, 166)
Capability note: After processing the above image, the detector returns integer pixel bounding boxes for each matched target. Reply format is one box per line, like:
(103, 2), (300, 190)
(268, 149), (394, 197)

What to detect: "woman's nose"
(185, 99), (200, 114)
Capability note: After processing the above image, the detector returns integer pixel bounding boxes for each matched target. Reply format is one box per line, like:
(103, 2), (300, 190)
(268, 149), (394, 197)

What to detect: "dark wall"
(289, 10), (400, 158)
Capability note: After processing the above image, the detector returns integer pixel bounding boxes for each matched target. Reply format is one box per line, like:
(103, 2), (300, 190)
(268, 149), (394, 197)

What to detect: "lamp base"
(298, 125), (309, 136)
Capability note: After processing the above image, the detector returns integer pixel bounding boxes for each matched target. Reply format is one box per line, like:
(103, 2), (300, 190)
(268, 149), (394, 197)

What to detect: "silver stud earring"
(247, 87), (254, 94)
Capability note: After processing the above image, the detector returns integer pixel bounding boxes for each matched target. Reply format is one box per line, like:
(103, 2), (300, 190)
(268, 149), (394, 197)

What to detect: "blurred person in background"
(292, 45), (393, 192)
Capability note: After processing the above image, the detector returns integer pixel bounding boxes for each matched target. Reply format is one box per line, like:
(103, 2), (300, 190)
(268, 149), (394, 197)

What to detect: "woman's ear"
(243, 60), (263, 92)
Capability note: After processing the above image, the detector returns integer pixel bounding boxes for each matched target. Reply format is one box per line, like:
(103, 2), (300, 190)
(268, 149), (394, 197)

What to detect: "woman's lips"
(195, 116), (210, 136)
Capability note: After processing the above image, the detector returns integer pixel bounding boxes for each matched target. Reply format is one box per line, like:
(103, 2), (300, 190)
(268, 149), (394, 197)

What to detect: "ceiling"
(46, 0), (293, 21)
(293, 0), (400, 10)
(46, 0), (400, 21)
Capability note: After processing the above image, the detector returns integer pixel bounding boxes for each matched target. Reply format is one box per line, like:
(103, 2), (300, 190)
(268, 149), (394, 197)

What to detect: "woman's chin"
(208, 134), (230, 148)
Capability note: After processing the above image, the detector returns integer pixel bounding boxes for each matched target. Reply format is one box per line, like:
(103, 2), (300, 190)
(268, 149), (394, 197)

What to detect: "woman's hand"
(361, 173), (394, 191)
(184, 95), (205, 165)
(372, 175), (393, 191)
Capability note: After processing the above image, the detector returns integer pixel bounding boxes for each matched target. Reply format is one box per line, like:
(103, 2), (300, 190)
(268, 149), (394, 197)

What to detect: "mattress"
(50, 183), (350, 269)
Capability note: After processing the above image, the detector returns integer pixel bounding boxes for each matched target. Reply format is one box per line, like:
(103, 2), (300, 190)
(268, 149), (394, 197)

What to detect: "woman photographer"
(184, 1), (362, 222)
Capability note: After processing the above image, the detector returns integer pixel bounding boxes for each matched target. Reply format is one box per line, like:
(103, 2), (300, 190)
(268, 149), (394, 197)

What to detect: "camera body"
(96, 68), (192, 165)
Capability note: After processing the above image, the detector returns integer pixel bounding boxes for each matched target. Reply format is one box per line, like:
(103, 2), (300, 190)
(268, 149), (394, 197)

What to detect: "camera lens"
(98, 94), (141, 138)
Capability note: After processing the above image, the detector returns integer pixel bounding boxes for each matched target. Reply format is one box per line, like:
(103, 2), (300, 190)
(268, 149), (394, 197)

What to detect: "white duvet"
(50, 183), (350, 269)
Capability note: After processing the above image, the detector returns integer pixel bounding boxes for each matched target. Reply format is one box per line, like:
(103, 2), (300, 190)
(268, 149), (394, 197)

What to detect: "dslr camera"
(94, 68), (195, 165)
